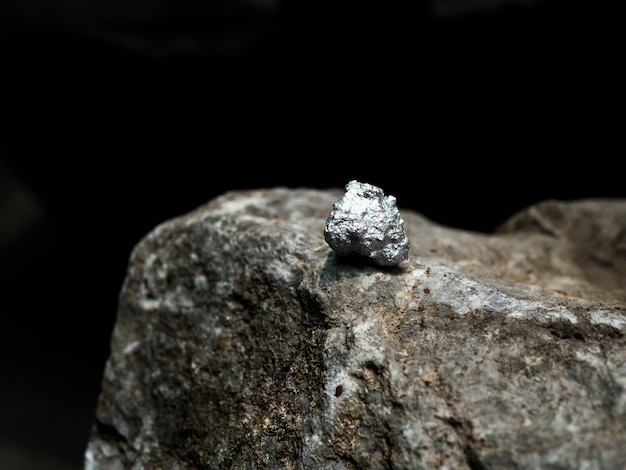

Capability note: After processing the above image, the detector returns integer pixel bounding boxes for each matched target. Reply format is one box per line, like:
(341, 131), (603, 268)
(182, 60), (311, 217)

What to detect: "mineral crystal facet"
(324, 180), (409, 266)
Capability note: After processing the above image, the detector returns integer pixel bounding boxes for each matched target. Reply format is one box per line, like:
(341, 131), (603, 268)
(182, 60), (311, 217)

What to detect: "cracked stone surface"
(85, 188), (626, 469)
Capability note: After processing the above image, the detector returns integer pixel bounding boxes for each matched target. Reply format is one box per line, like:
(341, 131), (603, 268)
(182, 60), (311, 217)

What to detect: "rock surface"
(85, 188), (626, 469)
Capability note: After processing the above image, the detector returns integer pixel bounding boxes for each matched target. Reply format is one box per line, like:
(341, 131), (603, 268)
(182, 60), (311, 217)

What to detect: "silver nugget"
(324, 180), (409, 266)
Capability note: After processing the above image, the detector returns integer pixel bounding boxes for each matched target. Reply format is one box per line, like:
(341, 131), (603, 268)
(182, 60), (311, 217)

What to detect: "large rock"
(85, 188), (626, 469)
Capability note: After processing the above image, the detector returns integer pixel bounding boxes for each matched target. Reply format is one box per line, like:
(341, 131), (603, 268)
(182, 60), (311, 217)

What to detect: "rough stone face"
(324, 180), (409, 266)
(85, 189), (626, 469)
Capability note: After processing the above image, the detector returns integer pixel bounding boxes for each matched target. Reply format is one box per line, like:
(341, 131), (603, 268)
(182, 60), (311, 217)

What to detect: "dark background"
(0, 0), (622, 468)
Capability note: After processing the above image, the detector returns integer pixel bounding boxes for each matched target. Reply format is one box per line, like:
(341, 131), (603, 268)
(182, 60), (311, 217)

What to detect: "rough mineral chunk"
(85, 190), (626, 469)
(324, 180), (409, 266)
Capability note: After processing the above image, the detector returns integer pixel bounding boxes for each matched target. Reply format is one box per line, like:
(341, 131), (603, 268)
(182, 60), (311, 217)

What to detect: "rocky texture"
(324, 180), (409, 266)
(85, 188), (626, 469)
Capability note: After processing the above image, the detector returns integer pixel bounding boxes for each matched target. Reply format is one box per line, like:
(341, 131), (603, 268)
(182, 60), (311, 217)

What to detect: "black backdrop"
(0, 0), (622, 467)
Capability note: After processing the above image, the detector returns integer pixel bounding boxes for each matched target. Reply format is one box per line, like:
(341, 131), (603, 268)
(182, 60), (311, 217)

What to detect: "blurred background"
(0, 0), (622, 468)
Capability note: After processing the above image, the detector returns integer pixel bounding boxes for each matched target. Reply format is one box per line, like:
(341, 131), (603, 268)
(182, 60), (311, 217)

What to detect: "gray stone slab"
(85, 188), (626, 469)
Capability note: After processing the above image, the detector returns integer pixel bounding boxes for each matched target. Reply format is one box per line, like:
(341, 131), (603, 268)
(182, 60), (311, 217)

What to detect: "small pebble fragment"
(324, 180), (409, 266)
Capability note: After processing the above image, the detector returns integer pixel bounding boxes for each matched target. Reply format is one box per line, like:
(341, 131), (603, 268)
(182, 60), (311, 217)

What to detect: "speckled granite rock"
(85, 188), (626, 469)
